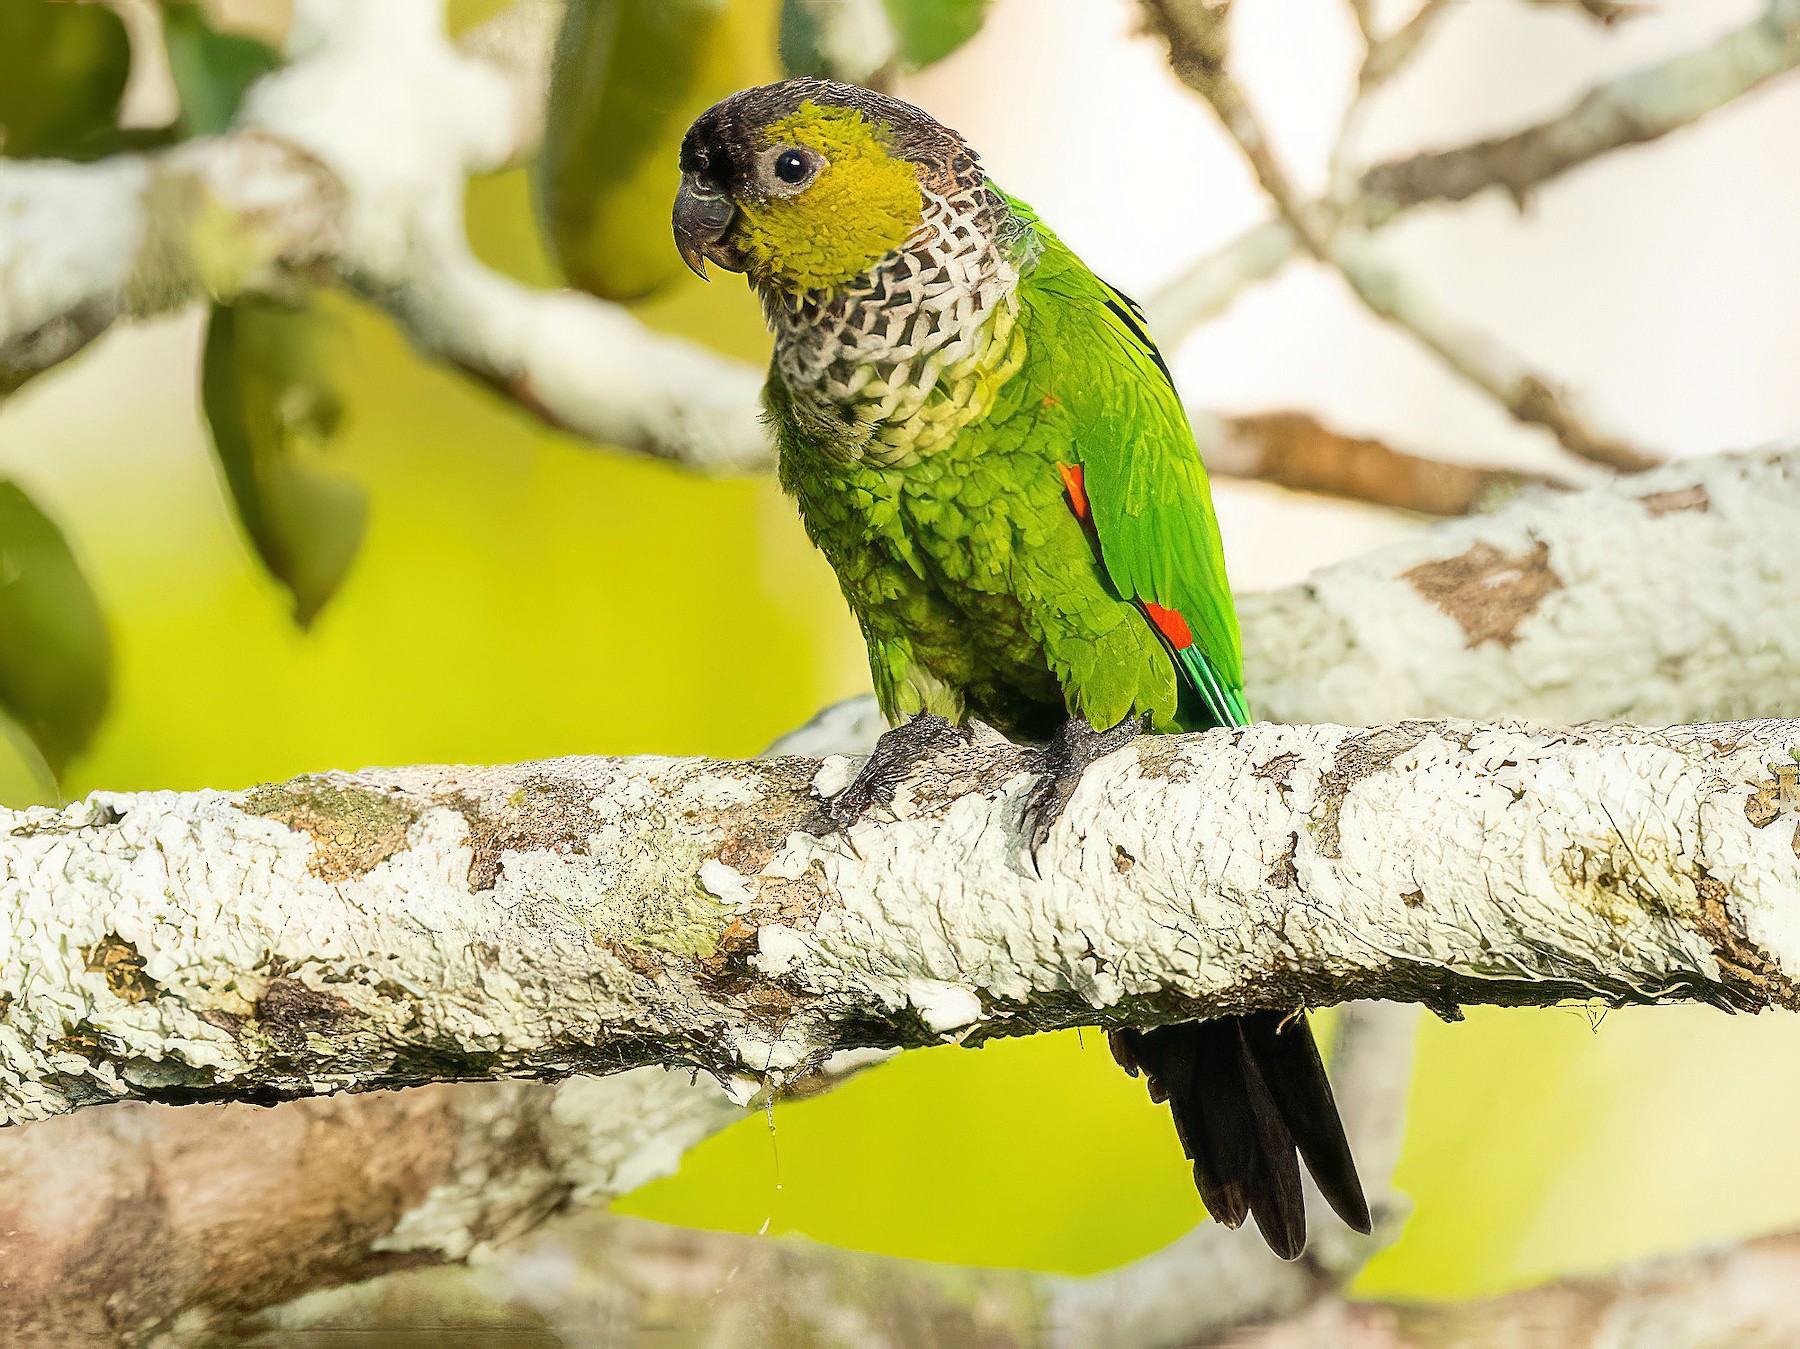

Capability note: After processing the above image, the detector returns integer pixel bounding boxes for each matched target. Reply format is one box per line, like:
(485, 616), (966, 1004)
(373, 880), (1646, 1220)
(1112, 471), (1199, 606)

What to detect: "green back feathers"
(1008, 200), (1248, 728)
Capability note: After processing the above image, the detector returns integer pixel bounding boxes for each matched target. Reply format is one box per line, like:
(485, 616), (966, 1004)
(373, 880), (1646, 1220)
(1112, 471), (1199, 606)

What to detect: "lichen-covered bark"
(1241, 450), (1800, 727)
(4, 717), (1798, 1127)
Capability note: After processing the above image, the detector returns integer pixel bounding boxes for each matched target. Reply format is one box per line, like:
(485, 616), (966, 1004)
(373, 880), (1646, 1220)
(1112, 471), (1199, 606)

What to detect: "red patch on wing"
(1142, 601), (1195, 650)
(1059, 462), (1195, 653)
(1058, 462), (1090, 522)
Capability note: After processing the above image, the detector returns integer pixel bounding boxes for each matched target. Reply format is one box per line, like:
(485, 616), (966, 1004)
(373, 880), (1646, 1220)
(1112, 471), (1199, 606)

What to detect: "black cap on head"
(678, 78), (975, 198)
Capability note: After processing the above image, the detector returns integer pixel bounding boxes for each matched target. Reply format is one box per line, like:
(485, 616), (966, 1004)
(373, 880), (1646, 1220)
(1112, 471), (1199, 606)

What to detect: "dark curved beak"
(673, 175), (743, 280)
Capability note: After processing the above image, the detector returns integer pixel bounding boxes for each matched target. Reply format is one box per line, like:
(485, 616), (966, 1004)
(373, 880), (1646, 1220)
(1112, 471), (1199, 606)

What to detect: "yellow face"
(726, 103), (926, 294)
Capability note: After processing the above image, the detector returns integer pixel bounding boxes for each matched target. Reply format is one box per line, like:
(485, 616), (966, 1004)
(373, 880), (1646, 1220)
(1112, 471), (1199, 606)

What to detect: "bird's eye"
(774, 149), (811, 186)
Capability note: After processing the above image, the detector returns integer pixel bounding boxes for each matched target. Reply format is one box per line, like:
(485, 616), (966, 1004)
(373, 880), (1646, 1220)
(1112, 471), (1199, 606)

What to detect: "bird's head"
(674, 79), (975, 297)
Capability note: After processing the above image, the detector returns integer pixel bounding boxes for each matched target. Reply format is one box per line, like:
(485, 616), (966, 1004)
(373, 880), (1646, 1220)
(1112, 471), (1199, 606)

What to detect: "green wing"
(1012, 203), (1249, 729)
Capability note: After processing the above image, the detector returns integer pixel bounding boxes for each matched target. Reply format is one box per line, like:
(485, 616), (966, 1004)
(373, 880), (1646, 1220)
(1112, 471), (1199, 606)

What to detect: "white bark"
(1241, 448), (1800, 727)
(5, 712), (1799, 1127)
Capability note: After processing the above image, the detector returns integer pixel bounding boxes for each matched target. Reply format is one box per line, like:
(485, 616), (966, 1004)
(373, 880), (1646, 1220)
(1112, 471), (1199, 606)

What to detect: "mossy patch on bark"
(241, 780), (419, 881)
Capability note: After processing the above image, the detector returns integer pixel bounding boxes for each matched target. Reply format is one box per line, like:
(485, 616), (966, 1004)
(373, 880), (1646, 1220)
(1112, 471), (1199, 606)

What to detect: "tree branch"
(1207, 411), (1559, 515)
(1141, 218), (1298, 338)
(268, 1214), (1800, 1347)
(1231, 1229), (1800, 1348)
(0, 1068), (742, 1344)
(0, 0), (771, 472)
(1358, 0), (1454, 97)
(1239, 449), (1800, 726)
(1363, 0), (1800, 222)
(7, 711), (1800, 1125)
(1326, 231), (1658, 471)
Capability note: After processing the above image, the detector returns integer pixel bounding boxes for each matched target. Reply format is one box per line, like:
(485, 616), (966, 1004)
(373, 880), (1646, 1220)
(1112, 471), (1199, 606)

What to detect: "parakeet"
(674, 79), (1370, 1259)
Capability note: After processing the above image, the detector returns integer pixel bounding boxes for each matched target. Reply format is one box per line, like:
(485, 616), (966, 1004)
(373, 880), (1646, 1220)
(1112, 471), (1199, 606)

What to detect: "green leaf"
(161, 3), (282, 137)
(882, 0), (988, 70)
(535, 0), (777, 302)
(781, 0), (989, 78)
(777, 0), (829, 77)
(0, 482), (112, 778)
(0, 0), (131, 159)
(202, 297), (368, 628)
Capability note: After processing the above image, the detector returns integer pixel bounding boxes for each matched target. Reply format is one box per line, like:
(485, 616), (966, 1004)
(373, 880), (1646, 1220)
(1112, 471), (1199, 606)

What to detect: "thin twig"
(1140, 0), (1661, 473)
(1331, 0), (1456, 224)
(1157, 0), (1800, 393)
(1362, 0), (1800, 221)
(1359, 0), (1454, 94)
(1142, 219), (1297, 336)
(1524, 0), (1651, 25)
(1329, 232), (1659, 472)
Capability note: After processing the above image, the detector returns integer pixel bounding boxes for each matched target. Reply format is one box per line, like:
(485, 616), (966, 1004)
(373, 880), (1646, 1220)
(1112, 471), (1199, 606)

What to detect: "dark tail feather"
(1180, 1018), (1258, 1232)
(1237, 1011), (1372, 1234)
(1113, 1011), (1369, 1259)
(1238, 1030), (1308, 1258)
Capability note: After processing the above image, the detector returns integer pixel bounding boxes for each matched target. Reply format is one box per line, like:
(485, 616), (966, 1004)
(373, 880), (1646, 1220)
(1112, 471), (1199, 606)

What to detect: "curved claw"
(805, 713), (970, 840)
(1020, 714), (1150, 871)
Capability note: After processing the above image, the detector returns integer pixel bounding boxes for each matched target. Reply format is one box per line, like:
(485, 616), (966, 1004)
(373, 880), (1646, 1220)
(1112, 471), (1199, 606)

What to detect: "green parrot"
(674, 79), (1369, 1258)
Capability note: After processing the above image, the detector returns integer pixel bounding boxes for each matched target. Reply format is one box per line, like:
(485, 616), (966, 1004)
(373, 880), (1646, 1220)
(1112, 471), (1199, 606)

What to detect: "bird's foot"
(809, 713), (971, 837)
(1021, 713), (1150, 864)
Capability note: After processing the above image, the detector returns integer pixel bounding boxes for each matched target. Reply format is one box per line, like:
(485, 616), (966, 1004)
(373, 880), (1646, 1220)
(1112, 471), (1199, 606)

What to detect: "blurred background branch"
(1141, 0), (1673, 472)
(254, 1208), (1800, 1348)
(0, 1068), (744, 1345)
(251, 1005), (1421, 1348)
(1361, 0), (1800, 219)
